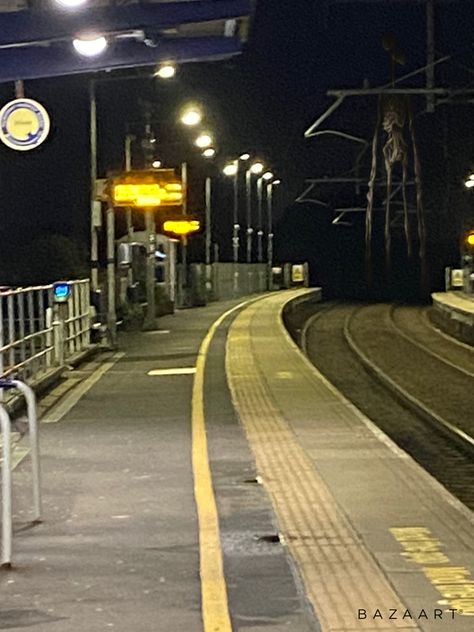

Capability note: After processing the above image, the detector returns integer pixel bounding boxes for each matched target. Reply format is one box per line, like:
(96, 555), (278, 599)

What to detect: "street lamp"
(465, 178), (474, 189)
(152, 160), (162, 168)
(202, 148), (216, 158)
(195, 133), (213, 149)
(180, 107), (202, 127)
(245, 161), (265, 262)
(256, 171), (273, 263)
(266, 178), (281, 288)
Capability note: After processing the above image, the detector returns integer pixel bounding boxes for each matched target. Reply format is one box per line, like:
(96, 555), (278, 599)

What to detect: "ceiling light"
(73, 35), (108, 57)
(55, 0), (88, 7)
(155, 63), (176, 79)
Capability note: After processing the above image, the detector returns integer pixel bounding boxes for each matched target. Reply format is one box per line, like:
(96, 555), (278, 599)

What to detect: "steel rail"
(343, 305), (474, 455)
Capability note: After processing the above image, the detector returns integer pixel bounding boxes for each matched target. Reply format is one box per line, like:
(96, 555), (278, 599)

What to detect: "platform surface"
(432, 291), (474, 313)
(1, 290), (473, 632)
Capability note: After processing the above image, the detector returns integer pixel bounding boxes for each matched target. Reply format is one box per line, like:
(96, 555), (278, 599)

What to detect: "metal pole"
(181, 162), (188, 304)
(232, 167), (239, 263)
(426, 0), (435, 113)
(267, 182), (274, 290)
(245, 169), (253, 263)
(144, 208), (156, 327)
(0, 295), (4, 401)
(0, 405), (12, 568)
(257, 177), (264, 263)
(205, 176), (212, 266)
(90, 80), (99, 292)
(124, 134), (134, 242)
(232, 168), (240, 296)
(11, 380), (42, 522)
(106, 204), (117, 344)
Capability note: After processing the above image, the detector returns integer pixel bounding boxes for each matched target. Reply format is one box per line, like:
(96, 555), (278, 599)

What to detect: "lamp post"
(245, 161), (264, 263)
(89, 80), (99, 292)
(267, 178), (280, 289)
(257, 171), (273, 263)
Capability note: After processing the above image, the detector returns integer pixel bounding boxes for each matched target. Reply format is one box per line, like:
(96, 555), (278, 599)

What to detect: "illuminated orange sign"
(111, 169), (183, 208)
(163, 219), (201, 237)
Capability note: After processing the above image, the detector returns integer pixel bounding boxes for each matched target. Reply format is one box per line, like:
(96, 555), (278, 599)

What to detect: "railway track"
(287, 301), (474, 510)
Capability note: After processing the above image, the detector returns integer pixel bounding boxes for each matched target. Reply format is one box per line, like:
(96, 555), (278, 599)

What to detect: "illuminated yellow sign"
(111, 170), (183, 208)
(163, 219), (201, 236)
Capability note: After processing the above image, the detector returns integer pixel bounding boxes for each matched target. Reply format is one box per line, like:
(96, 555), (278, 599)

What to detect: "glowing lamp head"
(195, 133), (213, 149)
(55, 0), (88, 7)
(223, 163), (238, 177)
(262, 171), (273, 181)
(250, 162), (264, 175)
(202, 148), (216, 158)
(465, 179), (474, 189)
(73, 35), (108, 57)
(152, 160), (162, 169)
(239, 153), (250, 161)
(272, 179), (281, 185)
(180, 107), (202, 127)
(467, 232), (474, 246)
(155, 63), (176, 79)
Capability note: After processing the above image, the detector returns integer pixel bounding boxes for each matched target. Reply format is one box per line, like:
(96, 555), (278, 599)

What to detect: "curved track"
(294, 302), (474, 510)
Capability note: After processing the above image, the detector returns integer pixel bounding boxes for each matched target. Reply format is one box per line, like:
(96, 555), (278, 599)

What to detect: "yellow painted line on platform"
(42, 352), (124, 424)
(148, 367), (196, 376)
(192, 298), (264, 632)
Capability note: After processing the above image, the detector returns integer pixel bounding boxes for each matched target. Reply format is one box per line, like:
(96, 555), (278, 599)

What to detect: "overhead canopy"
(0, 0), (254, 83)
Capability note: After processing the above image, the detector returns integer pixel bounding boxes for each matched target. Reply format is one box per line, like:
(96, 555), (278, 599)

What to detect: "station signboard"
(111, 169), (183, 208)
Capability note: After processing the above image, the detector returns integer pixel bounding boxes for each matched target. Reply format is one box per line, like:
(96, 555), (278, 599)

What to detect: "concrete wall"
(431, 292), (474, 346)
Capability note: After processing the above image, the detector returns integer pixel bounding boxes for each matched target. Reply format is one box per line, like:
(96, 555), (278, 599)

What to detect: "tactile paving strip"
(226, 293), (420, 632)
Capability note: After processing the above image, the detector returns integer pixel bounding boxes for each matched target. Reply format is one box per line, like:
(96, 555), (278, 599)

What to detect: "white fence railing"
(0, 280), (91, 402)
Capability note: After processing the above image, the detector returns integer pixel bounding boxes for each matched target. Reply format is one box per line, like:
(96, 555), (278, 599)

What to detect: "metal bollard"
(0, 404), (12, 568)
(9, 380), (42, 522)
(0, 378), (42, 569)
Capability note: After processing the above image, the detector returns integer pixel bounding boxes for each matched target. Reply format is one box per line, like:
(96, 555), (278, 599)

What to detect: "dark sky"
(1, 0), (474, 263)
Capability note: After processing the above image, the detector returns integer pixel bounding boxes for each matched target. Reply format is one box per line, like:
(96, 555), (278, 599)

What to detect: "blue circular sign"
(0, 98), (50, 151)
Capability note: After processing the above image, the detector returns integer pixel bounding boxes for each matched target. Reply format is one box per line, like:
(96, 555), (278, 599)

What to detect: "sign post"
(110, 169), (183, 329)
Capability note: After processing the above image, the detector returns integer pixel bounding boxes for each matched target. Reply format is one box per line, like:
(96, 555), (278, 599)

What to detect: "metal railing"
(1, 379), (42, 568)
(0, 280), (91, 402)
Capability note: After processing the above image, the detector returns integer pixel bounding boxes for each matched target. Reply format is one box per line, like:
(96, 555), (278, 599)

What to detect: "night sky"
(1, 0), (474, 293)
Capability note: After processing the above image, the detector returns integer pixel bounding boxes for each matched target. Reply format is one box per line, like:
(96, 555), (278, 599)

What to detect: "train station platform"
(2, 290), (474, 632)
(431, 291), (474, 345)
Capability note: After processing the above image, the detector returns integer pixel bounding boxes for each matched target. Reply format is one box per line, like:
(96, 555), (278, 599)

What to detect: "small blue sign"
(53, 282), (71, 303)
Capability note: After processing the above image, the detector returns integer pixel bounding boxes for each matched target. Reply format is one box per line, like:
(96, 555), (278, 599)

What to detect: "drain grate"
(243, 475), (263, 485)
(254, 533), (282, 544)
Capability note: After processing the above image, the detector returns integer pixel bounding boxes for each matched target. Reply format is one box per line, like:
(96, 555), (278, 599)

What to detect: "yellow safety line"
(192, 298), (263, 632)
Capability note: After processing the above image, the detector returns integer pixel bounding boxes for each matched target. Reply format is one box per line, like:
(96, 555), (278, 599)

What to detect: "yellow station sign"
(162, 218), (201, 237)
(111, 170), (183, 208)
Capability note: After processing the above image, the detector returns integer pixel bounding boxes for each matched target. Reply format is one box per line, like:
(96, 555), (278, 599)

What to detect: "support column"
(144, 208), (156, 328)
